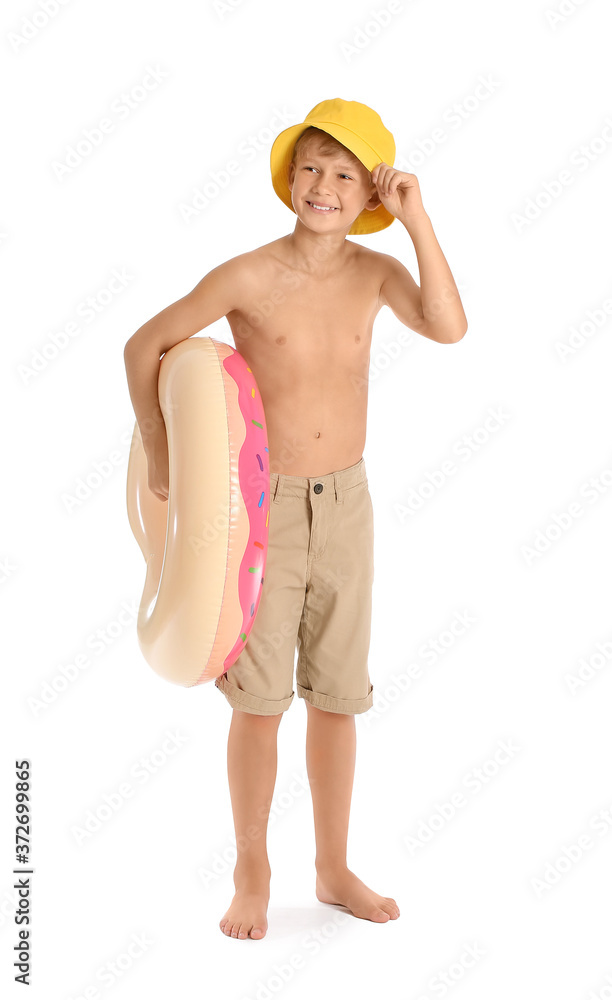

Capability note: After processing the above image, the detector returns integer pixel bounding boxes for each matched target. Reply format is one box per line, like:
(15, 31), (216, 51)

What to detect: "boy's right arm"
(123, 257), (249, 501)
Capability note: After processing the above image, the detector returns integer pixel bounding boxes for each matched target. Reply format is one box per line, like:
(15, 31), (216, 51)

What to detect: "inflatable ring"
(126, 336), (270, 687)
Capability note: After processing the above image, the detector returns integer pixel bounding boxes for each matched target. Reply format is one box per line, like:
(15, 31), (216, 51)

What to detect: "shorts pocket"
(343, 478), (369, 497)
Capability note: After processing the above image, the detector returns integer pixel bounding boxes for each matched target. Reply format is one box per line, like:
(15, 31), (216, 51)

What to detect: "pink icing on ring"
(221, 350), (270, 671)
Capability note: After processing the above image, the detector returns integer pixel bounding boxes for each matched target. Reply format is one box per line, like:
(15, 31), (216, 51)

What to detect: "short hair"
(290, 126), (364, 174)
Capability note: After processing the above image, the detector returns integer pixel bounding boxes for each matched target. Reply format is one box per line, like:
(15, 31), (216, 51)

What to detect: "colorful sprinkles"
(222, 354), (270, 663)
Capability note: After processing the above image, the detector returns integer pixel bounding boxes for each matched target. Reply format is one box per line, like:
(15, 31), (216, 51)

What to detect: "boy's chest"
(229, 263), (383, 361)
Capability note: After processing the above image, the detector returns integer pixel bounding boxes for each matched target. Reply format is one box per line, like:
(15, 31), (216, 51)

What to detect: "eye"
(340, 174), (352, 180)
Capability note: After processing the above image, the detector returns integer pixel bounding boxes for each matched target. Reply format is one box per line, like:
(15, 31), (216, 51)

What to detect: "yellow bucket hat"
(270, 97), (396, 236)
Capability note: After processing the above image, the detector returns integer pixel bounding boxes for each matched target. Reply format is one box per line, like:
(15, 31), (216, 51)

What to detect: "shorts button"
(313, 483), (323, 494)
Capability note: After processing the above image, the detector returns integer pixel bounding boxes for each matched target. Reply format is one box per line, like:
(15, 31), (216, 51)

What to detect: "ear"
(363, 185), (382, 212)
(287, 161), (295, 190)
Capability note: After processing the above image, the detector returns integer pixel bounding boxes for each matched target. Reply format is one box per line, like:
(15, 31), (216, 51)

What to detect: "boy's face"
(287, 136), (381, 232)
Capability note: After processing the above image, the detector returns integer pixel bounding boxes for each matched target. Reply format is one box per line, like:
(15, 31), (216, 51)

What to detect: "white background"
(3, 0), (612, 997)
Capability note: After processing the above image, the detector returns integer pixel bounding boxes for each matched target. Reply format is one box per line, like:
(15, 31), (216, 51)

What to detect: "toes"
(373, 908), (390, 922)
(383, 897), (400, 918)
(220, 918), (264, 939)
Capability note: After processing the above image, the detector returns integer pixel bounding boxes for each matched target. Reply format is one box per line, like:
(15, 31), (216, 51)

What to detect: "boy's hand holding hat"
(371, 162), (426, 224)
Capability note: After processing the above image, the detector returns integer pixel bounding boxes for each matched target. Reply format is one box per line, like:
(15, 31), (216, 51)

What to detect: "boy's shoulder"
(227, 237), (396, 273)
(216, 239), (401, 303)
(216, 240), (282, 282)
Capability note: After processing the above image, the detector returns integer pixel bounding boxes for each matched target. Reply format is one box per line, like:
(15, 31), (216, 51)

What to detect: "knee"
(232, 708), (283, 724)
(305, 702), (355, 724)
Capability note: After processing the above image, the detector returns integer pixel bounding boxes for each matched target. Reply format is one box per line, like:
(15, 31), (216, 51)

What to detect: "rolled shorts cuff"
(214, 672), (294, 716)
(297, 683), (374, 715)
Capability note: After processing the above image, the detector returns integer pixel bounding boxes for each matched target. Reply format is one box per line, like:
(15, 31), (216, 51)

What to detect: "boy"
(123, 98), (467, 941)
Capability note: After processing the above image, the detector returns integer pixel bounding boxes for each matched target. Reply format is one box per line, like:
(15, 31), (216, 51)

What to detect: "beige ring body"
(126, 337), (270, 687)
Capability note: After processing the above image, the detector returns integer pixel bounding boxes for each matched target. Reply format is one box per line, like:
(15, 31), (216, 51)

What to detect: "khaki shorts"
(214, 457), (374, 716)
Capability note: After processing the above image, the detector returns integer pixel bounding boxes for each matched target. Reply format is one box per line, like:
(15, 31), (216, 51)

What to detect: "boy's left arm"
(371, 163), (468, 344)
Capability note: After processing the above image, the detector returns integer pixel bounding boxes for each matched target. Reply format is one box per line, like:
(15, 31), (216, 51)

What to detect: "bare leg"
(305, 701), (400, 922)
(219, 708), (283, 940)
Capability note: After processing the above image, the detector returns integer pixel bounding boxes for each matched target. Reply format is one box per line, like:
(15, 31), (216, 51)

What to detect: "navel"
(315, 431), (321, 438)
(275, 335), (287, 345)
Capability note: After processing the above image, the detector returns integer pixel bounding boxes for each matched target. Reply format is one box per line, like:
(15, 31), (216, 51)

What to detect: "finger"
(373, 163), (389, 188)
(386, 170), (399, 193)
(377, 166), (395, 196)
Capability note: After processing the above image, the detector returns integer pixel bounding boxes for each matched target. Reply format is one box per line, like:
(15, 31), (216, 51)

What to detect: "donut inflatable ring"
(126, 336), (270, 687)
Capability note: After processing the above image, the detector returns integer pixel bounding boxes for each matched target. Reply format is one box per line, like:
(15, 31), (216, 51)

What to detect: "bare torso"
(226, 235), (385, 476)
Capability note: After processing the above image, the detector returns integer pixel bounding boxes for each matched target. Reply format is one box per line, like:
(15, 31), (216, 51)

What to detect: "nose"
(311, 172), (332, 196)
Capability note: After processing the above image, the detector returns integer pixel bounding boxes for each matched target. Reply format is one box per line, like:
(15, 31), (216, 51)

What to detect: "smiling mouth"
(306, 201), (338, 212)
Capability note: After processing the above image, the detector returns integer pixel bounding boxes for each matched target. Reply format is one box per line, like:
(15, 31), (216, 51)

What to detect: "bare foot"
(316, 866), (400, 922)
(219, 865), (271, 940)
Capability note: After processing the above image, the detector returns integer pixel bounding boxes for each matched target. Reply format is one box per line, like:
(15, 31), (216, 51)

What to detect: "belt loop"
(272, 474), (283, 503)
(334, 471), (343, 504)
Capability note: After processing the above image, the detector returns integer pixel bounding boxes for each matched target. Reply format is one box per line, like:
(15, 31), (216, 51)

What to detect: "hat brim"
(270, 121), (395, 236)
